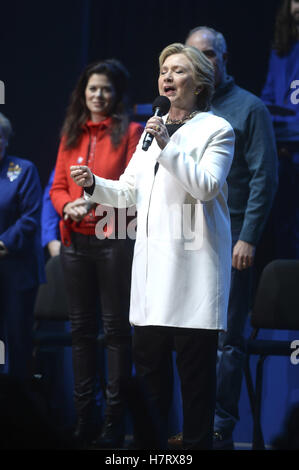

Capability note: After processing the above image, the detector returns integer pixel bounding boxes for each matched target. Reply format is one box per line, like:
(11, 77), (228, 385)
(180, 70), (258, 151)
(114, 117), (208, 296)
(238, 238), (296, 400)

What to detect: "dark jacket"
(211, 75), (278, 245)
(0, 154), (45, 289)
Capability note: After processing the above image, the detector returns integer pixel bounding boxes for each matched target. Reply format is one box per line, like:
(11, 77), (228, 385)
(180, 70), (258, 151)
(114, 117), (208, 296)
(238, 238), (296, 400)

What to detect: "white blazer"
(85, 111), (235, 331)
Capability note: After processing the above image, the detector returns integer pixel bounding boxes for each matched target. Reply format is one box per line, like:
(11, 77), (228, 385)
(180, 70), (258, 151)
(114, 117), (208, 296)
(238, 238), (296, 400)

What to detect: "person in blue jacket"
(0, 113), (45, 380)
(41, 168), (61, 258)
(261, 0), (299, 260)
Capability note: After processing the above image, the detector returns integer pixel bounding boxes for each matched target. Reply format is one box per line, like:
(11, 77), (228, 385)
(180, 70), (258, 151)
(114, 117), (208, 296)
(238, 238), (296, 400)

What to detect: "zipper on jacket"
(82, 128), (98, 220)
(81, 129), (92, 199)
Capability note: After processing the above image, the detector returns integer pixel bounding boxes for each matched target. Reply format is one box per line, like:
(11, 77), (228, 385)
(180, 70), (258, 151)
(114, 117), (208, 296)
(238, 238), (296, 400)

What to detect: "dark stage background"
(3, 0), (299, 447)
(1, 0), (281, 188)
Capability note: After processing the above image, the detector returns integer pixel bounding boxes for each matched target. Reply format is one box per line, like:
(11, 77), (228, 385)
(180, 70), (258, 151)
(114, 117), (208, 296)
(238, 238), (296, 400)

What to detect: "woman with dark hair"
(261, 0), (299, 260)
(273, 0), (299, 56)
(50, 59), (143, 448)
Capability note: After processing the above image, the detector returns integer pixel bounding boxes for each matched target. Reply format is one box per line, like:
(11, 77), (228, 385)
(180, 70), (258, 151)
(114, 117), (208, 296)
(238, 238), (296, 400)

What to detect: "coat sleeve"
(156, 123), (235, 201)
(84, 125), (144, 208)
(0, 162), (42, 253)
(238, 101), (278, 245)
(50, 139), (73, 216)
(41, 168), (60, 247)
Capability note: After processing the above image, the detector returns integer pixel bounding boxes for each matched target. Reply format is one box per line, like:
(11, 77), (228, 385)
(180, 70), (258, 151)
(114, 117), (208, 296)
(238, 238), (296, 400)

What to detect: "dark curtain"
(1, 0), (90, 186)
(1, 0), (281, 186)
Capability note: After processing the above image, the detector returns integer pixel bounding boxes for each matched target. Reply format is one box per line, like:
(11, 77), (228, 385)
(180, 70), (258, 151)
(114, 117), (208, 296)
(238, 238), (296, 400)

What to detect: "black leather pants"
(60, 233), (133, 422)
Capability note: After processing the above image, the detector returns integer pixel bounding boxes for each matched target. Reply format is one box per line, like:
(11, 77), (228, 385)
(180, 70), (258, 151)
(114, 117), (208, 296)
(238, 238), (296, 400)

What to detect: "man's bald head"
(186, 27), (228, 86)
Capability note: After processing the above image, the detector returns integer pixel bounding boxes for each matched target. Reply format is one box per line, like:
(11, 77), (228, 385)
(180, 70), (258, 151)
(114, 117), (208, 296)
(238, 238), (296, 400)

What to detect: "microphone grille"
(152, 96), (171, 115)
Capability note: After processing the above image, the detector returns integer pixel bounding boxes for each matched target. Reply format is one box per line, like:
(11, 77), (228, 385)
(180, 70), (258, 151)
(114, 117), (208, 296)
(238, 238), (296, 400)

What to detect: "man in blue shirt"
(184, 26), (278, 449)
(0, 113), (45, 380)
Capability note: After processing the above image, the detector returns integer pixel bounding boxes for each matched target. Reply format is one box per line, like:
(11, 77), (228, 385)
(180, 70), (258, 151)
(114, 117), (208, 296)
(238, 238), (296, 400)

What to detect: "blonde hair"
(159, 42), (215, 111)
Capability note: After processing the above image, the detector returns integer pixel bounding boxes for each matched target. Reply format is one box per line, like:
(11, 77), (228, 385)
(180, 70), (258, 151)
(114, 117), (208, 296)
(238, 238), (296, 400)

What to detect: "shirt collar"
(213, 75), (235, 100)
(84, 117), (112, 130)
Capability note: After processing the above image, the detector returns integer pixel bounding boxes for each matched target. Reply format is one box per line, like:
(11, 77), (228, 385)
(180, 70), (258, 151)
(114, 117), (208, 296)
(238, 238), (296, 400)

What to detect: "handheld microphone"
(142, 95), (171, 151)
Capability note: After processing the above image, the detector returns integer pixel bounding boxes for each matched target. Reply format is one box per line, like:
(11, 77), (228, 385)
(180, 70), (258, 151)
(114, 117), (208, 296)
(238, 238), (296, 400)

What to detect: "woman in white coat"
(70, 43), (235, 449)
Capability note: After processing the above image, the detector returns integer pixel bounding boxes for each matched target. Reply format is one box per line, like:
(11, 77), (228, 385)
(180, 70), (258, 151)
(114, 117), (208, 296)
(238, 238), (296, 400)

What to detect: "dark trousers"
(132, 326), (218, 449)
(214, 230), (254, 434)
(60, 233), (133, 422)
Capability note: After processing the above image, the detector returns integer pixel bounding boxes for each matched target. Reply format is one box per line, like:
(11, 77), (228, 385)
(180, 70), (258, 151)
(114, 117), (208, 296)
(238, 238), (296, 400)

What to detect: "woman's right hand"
(63, 197), (93, 222)
(70, 165), (94, 187)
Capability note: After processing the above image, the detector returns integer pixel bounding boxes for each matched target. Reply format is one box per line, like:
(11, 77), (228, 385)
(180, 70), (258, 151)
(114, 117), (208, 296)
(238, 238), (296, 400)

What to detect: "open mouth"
(164, 86), (176, 94)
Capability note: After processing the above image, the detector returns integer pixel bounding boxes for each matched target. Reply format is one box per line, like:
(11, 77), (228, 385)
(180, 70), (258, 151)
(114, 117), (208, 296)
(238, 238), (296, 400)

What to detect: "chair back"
(251, 259), (299, 330)
(34, 255), (69, 321)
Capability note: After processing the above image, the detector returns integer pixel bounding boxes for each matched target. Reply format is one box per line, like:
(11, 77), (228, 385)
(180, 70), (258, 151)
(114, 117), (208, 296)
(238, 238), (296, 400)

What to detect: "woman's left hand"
(145, 116), (170, 150)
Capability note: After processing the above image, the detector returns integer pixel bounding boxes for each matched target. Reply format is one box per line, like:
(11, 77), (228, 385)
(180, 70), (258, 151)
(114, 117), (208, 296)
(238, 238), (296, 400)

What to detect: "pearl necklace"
(166, 110), (199, 125)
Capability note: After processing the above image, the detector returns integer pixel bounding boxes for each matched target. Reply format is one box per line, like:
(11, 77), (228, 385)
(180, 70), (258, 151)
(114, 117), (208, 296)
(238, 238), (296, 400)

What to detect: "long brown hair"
(61, 59), (130, 149)
(273, 0), (298, 56)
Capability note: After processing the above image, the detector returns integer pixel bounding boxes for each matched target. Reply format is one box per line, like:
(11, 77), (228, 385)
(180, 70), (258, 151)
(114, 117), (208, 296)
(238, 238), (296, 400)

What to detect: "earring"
(194, 90), (200, 95)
